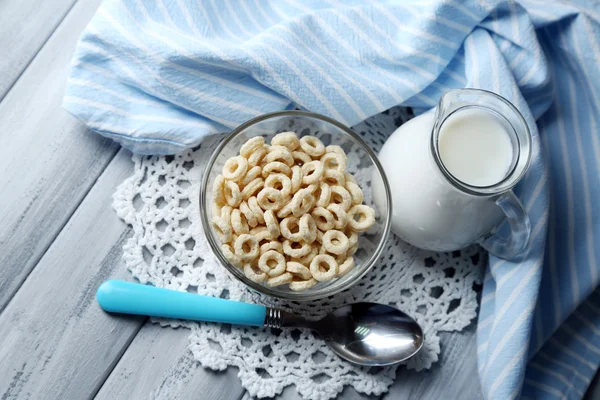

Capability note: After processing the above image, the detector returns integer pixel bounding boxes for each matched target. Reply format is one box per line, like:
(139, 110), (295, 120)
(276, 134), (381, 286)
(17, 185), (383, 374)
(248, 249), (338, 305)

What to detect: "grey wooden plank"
(0, 0), (116, 312)
(0, 0), (77, 99)
(94, 322), (246, 400)
(0, 149), (144, 400)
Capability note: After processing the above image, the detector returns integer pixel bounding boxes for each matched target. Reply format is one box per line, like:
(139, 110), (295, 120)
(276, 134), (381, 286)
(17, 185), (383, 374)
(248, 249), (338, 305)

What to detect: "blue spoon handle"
(96, 280), (267, 327)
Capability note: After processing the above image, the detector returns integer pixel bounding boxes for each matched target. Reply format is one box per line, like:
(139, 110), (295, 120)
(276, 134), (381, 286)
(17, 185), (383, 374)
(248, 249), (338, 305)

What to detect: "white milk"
(373, 110), (509, 251)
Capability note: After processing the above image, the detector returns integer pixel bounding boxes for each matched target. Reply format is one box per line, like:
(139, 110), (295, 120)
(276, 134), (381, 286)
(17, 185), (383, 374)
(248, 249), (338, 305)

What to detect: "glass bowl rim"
(199, 110), (392, 301)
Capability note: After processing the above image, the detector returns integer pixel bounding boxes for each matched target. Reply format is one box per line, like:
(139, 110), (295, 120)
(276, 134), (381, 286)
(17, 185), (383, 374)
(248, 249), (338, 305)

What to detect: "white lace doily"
(113, 107), (484, 400)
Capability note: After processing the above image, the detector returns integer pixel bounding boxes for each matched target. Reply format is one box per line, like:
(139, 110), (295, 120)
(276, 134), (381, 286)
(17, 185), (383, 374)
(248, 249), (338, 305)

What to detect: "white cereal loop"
(311, 207), (335, 231)
(239, 201), (258, 228)
(224, 180), (242, 207)
(347, 242), (358, 257)
(345, 181), (363, 205)
(290, 188), (315, 218)
(322, 169), (346, 187)
(231, 209), (250, 234)
(325, 144), (347, 157)
(310, 254), (338, 282)
(321, 152), (346, 173)
(241, 177), (265, 200)
(276, 202), (293, 219)
(289, 278), (317, 291)
(223, 155), (248, 181)
(265, 145), (294, 166)
(299, 135), (325, 157)
(348, 204), (376, 232)
(212, 216), (232, 243)
(280, 216), (304, 241)
(267, 272), (293, 287)
(265, 173), (292, 197)
(329, 185), (352, 211)
(292, 150), (312, 166)
(244, 263), (267, 283)
(240, 136), (265, 158)
(234, 234), (259, 261)
(240, 166), (262, 186)
(327, 203), (349, 230)
(222, 244), (242, 268)
(290, 165), (303, 193)
(337, 257), (355, 277)
(247, 197), (265, 224)
(301, 160), (324, 185)
(346, 230), (358, 248)
(247, 146), (268, 167)
(286, 261), (312, 280)
(299, 214), (317, 243)
(283, 240), (312, 258)
(293, 244), (318, 266)
(257, 187), (284, 210)
(213, 175), (226, 206)
(260, 241), (283, 255)
(264, 209), (281, 239)
(344, 172), (357, 184)
(316, 229), (324, 243)
(322, 230), (350, 255)
(220, 205), (233, 222)
(212, 203), (222, 218)
(314, 182), (331, 208)
(272, 132), (300, 151)
(262, 161), (292, 178)
(259, 250), (286, 276)
(250, 226), (271, 244)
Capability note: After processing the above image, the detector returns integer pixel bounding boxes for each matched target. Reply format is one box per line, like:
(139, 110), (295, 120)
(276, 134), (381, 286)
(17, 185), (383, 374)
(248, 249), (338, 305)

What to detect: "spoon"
(96, 280), (424, 366)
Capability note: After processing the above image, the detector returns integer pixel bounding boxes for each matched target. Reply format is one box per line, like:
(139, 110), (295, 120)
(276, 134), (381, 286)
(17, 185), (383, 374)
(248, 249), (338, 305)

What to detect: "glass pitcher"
(373, 89), (532, 260)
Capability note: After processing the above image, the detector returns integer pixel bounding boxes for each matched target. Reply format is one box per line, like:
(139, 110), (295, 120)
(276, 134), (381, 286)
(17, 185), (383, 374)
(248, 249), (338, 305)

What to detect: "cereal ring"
(234, 234), (259, 261)
(265, 173), (292, 197)
(280, 216), (303, 241)
(220, 205), (233, 221)
(222, 156), (248, 181)
(272, 132), (300, 151)
(314, 182), (332, 208)
(250, 226), (271, 244)
(247, 197), (265, 224)
(310, 254), (338, 282)
(345, 181), (363, 205)
(223, 180), (242, 207)
(239, 201), (258, 228)
(222, 244), (242, 268)
(329, 185), (352, 211)
(322, 230), (350, 255)
(241, 177), (264, 200)
(337, 257), (355, 277)
(247, 146), (268, 167)
(289, 278), (317, 291)
(316, 229), (324, 243)
(260, 240), (283, 255)
(276, 202), (293, 219)
(262, 161), (292, 178)
(292, 244), (319, 265)
(212, 203), (222, 218)
(346, 230), (358, 248)
(240, 166), (262, 186)
(344, 172), (356, 184)
(290, 165), (303, 193)
(257, 187), (284, 210)
(299, 214), (317, 243)
(244, 263), (267, 283)
(212, 216), (232, 243)
(283, 240), (312, 258)
(327, 203), (348, 230)
(264, 210), (281, 239)
(267, 272), (293, 287)
(213, 175), (226, 206)
(286, 261), (312, 280)
(265, 145), (294, 166)
(322, 170), (346, 187)
(231, 209), (250, 234)
(301, 160), (324, 185)
(325, 145), (347, 158)
(259, 250), (286, 277)
(290, 188), (315, 218)
(347, 242), (358, 257)
(292, 150), (312, 166)
(240, 136), (265, 158)
(311, 207), (335, 231)
(299, 135), (325, 157)
(321, 152), (346, 173)
(348, 205), (376, 232)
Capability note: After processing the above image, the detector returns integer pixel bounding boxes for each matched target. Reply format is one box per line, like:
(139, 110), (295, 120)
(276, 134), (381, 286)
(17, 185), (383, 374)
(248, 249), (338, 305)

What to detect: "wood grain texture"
(95, 322), (246, 400)
(0, 0), (116, 312)
(0, 0), (77, 100)
(0, 150), (142, 400)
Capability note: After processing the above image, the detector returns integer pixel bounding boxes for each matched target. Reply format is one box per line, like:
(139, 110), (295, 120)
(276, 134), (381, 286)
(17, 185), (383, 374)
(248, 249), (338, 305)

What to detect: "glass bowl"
(200, 111), (391, 301)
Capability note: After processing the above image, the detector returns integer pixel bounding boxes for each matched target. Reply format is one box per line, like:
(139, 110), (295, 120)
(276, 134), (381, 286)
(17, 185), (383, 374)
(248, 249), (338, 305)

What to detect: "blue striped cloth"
(64, 0), (600, 398)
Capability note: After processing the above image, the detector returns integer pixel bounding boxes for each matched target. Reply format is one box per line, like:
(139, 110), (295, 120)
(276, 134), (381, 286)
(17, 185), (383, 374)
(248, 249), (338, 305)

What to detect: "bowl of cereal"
(200, 111), (392, 301)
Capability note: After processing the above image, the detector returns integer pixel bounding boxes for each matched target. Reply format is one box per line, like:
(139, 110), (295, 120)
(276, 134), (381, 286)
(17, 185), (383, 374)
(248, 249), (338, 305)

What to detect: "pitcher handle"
(479, 190), (531, 260)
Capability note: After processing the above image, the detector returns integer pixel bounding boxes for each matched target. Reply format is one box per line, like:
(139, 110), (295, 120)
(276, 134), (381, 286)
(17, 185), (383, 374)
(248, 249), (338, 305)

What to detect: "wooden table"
(0, 1), (597, 399)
